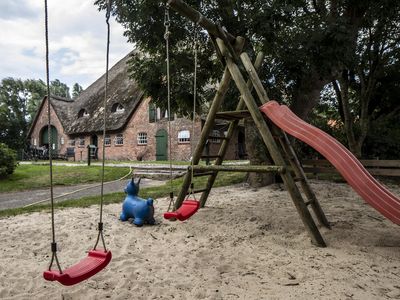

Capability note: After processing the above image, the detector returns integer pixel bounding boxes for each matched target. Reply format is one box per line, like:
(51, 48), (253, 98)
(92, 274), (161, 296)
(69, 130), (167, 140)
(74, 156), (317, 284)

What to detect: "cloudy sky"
(0, 1), (133, 89)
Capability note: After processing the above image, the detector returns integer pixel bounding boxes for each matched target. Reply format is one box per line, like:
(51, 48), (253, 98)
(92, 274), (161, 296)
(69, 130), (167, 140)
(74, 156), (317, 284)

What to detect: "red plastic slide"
(260, 101), (400, 225)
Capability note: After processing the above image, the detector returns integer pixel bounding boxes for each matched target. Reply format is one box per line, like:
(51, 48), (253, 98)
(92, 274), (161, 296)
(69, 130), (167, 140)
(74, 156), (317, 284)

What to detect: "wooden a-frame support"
(168, 0), (330, 247)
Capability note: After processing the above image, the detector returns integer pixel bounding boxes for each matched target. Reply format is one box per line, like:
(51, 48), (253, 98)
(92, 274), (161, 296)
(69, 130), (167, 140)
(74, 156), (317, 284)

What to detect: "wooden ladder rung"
(215, 110), (251, 120)
(304, 200), (313, 206)
(193, 171), (216, 177)
(187, 188), (208, 195)
(208, 136), (229, 140)
(293, 177), (304, 182)
(201, 155), (221, 159)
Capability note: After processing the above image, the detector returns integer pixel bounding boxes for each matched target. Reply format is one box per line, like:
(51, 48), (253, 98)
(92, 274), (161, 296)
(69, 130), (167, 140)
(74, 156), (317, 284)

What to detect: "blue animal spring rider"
(163, 4), (200, 221)
(42, 0), (112, 286)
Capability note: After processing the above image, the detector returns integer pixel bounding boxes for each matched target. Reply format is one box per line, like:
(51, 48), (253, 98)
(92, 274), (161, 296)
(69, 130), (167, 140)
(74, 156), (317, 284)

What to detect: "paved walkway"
(0, 178), (165, 211)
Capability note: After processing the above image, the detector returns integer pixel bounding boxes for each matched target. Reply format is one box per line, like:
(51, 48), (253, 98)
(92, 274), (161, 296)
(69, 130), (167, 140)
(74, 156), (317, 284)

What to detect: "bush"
(0, 143), (17, 177)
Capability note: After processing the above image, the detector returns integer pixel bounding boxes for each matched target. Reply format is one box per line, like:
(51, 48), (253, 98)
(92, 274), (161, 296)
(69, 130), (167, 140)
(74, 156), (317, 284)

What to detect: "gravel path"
(0, 178), (165, 211)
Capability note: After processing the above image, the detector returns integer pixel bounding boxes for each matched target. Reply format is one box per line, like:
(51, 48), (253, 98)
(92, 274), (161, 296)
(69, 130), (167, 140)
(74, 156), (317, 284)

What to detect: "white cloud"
(0, 0), (132, 89)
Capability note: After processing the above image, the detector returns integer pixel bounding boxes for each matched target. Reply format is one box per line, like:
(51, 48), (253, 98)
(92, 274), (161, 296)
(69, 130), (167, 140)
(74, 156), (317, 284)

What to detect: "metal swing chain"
(44, 0), (62, 274)
(165, 3), (175, 212)
(94, 0), (112, 251)
(189, 17), (199, 199)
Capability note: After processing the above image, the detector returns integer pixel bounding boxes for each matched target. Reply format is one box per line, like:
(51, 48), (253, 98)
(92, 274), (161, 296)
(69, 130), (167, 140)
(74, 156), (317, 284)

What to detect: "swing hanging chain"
(44, 0), (62, 274)
(190, 19), (199, 194)
(95, 0), (112, 251)
(165, 3), (175, 211)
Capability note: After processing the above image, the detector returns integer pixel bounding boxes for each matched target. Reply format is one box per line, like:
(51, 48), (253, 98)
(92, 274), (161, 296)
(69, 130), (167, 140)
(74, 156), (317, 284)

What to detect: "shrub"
(0, 143), (17, 177)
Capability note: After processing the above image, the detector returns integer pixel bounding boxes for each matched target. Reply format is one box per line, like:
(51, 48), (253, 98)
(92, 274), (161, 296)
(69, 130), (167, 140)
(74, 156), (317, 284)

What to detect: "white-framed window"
(137, 132), (148, 145)
(211, 130), (221, 143)
(33, 138), (37, 146)
(104, 135), (111, 146)
(78, 109), (89, 118)
(78, 137), (85, 147)
(69, 139), (75, 146)
(115, 134), (124, 145)
(178, 130), (190, 143)
(111, 103), (125, 113)
(60, 137), (64, 145)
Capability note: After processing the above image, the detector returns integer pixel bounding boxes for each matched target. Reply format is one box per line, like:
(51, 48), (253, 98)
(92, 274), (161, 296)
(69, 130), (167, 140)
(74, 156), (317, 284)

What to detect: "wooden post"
(190, 165), (285, 173)
(174, 37), (245, 209)
(167, 0), (236, 43)
(199, 52), (265, 208)
(216, 38), (326, 247)
(242, 51), (330, 229)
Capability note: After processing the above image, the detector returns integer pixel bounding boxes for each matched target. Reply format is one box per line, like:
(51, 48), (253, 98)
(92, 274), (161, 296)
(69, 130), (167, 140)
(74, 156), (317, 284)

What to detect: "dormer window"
(78, 109), (89, 118)
(111, 103), (125, 113)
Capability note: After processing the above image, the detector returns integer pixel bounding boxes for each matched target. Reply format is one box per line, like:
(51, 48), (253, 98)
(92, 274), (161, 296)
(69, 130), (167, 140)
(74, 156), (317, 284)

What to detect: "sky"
(0, 1), (133, 89)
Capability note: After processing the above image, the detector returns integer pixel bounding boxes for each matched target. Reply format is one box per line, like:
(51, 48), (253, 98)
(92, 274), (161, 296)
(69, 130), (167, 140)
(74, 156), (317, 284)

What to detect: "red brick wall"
(29, 98), (70, 156)
(97, 97), (202, 161)
(30, 97), (243, 162)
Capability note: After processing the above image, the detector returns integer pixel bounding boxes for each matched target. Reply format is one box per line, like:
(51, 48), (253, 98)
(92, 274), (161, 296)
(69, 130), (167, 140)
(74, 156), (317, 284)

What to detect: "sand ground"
(0, 180), (399, 300)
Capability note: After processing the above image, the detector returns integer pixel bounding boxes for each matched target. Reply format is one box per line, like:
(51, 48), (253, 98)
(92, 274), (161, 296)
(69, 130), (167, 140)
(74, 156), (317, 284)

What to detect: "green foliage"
(0, 78), (78, 151)
(96, 0), (400, 158)
(0, 143), (17, 178)
(72, 83), (83, 99)
(0, 171), (245, 218)
(0, 164), (130, 193)
(363, 114), (400, 159)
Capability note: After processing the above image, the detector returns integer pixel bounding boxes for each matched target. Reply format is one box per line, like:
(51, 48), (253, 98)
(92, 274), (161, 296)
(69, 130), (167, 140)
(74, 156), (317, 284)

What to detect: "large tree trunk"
(290, 71), (329, 120)
(245, 119), (275, 187)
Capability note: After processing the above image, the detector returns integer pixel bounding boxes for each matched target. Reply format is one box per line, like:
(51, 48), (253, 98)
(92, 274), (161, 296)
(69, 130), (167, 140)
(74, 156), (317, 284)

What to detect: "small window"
(149, 104), (156, 123)
(33, 138), (37, 146)
(79, 137), (85, 147)
(104, 135), (111, 146)
(78, 109), (89, 118)
(137, 132), (148, 145)
(60, 137), (65, 145)
(69, 139), (75, 146)
(115, 134), (124, 145)
(111, 103), (125, 113)
(178, 130), (190, 143)
(211, 130), (221, 143)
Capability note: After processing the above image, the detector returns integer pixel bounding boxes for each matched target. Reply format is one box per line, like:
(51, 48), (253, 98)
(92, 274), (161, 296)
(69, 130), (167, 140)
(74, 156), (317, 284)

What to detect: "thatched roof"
(28, 52), (144, 137)
(64, 52), (144, 134)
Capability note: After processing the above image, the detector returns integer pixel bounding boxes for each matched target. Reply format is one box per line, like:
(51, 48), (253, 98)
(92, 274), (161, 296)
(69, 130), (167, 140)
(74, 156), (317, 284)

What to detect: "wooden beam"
(173, 37), (245, 210)
(190, 165), (286, 173)
(167, 0), (236, 43)
(216, 38), (326, 247)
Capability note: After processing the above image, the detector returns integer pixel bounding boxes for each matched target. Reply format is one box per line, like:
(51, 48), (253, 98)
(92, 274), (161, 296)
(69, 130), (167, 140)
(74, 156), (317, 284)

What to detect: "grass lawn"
(0, 164), (131, 193)
(0, 172), (246, 218)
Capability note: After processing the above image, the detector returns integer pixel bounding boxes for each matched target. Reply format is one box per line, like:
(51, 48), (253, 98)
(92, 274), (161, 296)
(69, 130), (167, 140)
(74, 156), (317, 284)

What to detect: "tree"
(50, 79), (71, 99)
(0, 78), (29, 150)
(331, 2), (400, 157)
(72, 83), (83, 99)
(96, 0), (400, 164)
(0, 78), (77, 150)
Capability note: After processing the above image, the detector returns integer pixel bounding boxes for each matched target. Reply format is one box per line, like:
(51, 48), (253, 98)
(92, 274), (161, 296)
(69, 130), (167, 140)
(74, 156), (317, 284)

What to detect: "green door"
(41, 125), (58, 152)
(155, 129), (168, 161)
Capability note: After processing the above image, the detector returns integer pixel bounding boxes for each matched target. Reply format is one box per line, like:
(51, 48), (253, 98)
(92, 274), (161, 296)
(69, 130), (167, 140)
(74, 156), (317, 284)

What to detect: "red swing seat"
(164, 200), (200, 221)
(43, 249), (112, 286)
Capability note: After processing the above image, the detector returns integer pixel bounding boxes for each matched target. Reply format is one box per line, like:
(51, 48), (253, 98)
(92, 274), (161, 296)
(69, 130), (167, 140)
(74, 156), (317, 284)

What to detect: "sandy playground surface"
(0, 179), (399, 299)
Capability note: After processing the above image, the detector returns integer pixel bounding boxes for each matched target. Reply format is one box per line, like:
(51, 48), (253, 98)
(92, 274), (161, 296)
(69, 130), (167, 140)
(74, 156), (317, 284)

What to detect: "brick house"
(27, 53), (246, 162)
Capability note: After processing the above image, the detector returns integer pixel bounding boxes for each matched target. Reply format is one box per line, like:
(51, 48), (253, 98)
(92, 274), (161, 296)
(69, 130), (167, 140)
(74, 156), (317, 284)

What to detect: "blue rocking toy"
(120, 178), (155, 226)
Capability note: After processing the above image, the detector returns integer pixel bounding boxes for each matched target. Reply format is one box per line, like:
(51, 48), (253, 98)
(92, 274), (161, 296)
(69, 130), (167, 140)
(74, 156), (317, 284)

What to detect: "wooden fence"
(301, 159), (400, 177)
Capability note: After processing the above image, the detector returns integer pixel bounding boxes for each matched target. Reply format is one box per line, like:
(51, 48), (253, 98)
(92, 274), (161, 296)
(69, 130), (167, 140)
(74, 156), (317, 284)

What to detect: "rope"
(164, 3), (175, 212)
(189, 20), (199, 197)
(94, 0), (112, 251)
(44, 0), (62, 274)
(24, 166), (133, 208)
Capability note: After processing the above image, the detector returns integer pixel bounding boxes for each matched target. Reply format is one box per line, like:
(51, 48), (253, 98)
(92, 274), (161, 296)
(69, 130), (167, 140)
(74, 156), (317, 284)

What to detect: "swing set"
(42, 0), (400, 287)
(42, 0), (112, 286)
